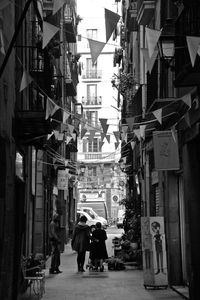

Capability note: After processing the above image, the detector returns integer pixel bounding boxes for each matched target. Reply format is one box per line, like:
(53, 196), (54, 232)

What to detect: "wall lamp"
(158, 35), (175, 69)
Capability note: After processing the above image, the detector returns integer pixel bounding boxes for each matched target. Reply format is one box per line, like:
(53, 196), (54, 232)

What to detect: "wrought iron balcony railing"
(82, 96), (102, 105)
(82, 70), (102, 79)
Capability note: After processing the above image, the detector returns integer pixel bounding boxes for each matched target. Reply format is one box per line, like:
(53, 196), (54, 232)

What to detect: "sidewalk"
(40, 243), (189, 300)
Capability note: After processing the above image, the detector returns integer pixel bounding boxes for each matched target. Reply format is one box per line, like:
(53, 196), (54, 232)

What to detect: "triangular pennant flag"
(113, 131), (120, 142)
(133, 31), (137, 48)
(53, 0), (66, 15)
(181, 93), (192, 108)
(115, 142), (120, 150)
(37, 0), (43, 20)
(134, 129), (141, 140)
(71, 133), (76, 141)
(131, 141), (136, 150)
(105, 135), (110, 143)
(45, 98), (59, 119)
(47, 132), (54, 140)
(99, 141), (104, 150)
(19, 69), (33, 92)
(140, 125), (146, 140)
(101, 132), (106, 141)
(68, 124), (74, 134)
(141, 48), (158, 73)
(53, 130), (59, 139)
(105, 8), (120, 42)
(0, 29), (5, 55)
(60, 123), (68, 133)
(99, 118), (108, 128)
(81, 128), (87, 139)
(184, 111), (191, 127)
(121, 124), (128, 134)
(43, 21), (60, 49)
(145, 27), (162, 58)
(186, 36), (200, 67)
(65, 136), (72, 144)
(63, 111), (70, 123)
(153, 108), (162, 124)
(124, 133), (128, 143)
(88, 38), (106, 64)
(126, 117), (135, 131)
(102, 124), (109, 134)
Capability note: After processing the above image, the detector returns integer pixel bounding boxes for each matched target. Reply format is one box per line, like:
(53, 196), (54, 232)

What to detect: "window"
(86, 58), (97, 78)
(87, 84), (97, 103)
(88, 138), (99, 152)
(88, 166), (97, 176)
(86, 29), (97, 48)
(86, 110), (98, 127)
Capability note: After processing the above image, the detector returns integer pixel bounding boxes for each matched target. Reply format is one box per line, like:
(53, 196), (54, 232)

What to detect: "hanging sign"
(153, 130), (180, 170)
(57, 169), (68, 190)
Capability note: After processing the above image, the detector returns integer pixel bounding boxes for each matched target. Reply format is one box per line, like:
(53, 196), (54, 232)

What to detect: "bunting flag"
(115, 141), (120, 150)
(43, 21), (60, 49)
(63, 111), (70, 123)
(105, 8), (120, 42)
(145, 27), (162, 58)
(113, 131), (120, 142)
(141, 48), (158, 73)
(71, 133), (76, 141)
(181, 93), (192, 108)
(124, 133), (128, 143)
(60, 123), (68, 132)
(68, 124), (74, 134)
(102, 124), (109, 134)
(99, 118), (108, 127)
(131, 141), (136, 150)
(53, 0), (66, 15)
(99, 141), (104, 150)
(101, 132), (106, 141)
(47, 132), (54, 140)
(186, 36), (200, 67)
(88, 38), (106, 64)
(121, 124), (128, 135)
(133, 31), (137, 48)
(65, 136), (72, 144)
(81, 128), (87, 139)
(153, 108), (162, 124)
(134, 128), (141, 140)
(140, 125), (146, 139)
(53, 130), (59, 139)
(126, 117), (135, 130)
(105, 135), (110, 143)
(0, 29), (5, 55)
(19, 69), (33, 92)
(37, 0), (43, 20)
(45, 98), (59, 119)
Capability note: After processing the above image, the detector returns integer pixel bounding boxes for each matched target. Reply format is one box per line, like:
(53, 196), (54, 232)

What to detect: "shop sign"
(153, 130), (179, 170)
(57, 169), (68, 190)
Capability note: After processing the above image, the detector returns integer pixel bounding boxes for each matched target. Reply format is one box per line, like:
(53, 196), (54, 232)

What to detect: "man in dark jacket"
(49, 214), (62, 274)
(71, 215), (90, 272)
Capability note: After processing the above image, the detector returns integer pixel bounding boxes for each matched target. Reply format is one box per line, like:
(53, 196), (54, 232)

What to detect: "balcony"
(82, 70), (102, 79)
(174, 5), (200, 87)
(64, 5), (77, 43)
(15, 93), (52, 145)
(82, 96), (102, 106)
(137, 0), (156, 25)
(43, 0), (53, 11)
(126, 2), (138, 32)
(65, 55), (79, 96)
(78, 152), (115, 162)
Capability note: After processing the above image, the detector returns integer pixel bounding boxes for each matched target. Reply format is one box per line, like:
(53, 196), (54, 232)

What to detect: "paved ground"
(40, 227), (187, 300)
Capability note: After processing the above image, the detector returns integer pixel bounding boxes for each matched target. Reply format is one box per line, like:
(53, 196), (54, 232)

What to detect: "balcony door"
(87, 84), (97, 104)
(86, 58), (97, 78)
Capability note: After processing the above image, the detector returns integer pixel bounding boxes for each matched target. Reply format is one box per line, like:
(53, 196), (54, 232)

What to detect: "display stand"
(141, 217), (168, 289)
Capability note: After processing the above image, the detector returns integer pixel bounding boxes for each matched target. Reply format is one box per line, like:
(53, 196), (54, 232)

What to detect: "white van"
(77, 205), (108, 228)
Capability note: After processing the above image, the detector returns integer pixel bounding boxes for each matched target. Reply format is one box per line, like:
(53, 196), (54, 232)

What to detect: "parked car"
(77, 206), (108, 228)
(76, 210), (97, 229)
(78, 200), (108, 221)
(116, 209), (125, 229)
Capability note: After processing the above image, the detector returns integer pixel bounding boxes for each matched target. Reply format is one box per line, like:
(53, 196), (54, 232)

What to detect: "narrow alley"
(25, 227), (188, 300)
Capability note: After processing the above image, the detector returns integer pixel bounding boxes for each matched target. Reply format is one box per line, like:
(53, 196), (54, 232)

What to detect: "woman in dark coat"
(71, 215), (91, 272)
(91, 222), (108, 271)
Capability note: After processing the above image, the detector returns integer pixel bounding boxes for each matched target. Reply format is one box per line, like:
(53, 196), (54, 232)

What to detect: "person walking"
(90, 222), (108, 271)
(71, 215), (91, 272)
(49, 214), (62, 274)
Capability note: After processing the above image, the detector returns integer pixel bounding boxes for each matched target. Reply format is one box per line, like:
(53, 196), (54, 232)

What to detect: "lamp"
(159, 35), (175, 69)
